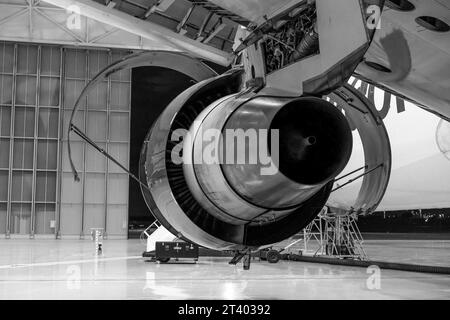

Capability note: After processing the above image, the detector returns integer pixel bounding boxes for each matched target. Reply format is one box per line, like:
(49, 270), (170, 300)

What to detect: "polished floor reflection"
(0, 239), (449, 299)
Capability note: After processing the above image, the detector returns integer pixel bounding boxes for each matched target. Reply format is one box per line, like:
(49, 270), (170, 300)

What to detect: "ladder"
(141, 221), (178, 253)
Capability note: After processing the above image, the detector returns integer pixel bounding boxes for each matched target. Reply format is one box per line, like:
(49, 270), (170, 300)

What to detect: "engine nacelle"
(141, 71), (353, 250)
(65, 51), (390, 253)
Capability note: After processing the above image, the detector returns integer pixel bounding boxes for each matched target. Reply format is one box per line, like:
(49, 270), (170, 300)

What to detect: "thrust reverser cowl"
(143, 71), (353, 250)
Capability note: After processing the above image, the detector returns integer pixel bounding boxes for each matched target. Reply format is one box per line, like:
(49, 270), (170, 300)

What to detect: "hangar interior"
(0, 0), (238, 240)
(0, 43), (131, 239)
(0, 0), (449, 300)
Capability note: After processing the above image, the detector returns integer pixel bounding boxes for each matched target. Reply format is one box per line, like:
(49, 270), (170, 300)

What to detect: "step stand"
(279, 207), (368, 260)
(142, 221), (179, 258)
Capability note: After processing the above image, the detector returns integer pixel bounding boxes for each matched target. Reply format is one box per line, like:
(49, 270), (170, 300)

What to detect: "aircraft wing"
(356, 0), (450, 121)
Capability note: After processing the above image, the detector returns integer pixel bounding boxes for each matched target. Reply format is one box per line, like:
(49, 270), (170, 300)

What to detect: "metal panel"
(35, 172), (57, 202)
(63, 111), (85, 140)
(87, 81), (108, 110)
(55, 47), (64, 238)
(0, 107), (11, 136)
(0, 203), (6, 234)
(62, 141), (83, 170)
(31, 45), (42, 237)
(10, 203), (31, 235)
(37, 140), (58, 170)
(85, 173), (106, 204)
(17, 45), (38, 75)
(83, 203), (105, 231)
(109, 112), (129, 142)
(61, 173), (84, 203)
(14, 107), (35, 137)
(40, 47), (61, 77)
(108, 143), (129, 173)
(59, 48), (131, 239)
(15, 75), (37, 106)
(106, 204), (127, 237)
(12, 138), (34, 169)
(39, 77), (60, 106)
(11, 171), (33, 202)
(0, 75), (13, 104)
(64, 79), (86, 109)
(0, 42), (131, 237)
(87, 111), (107, 141)
(0, 43), (14, 74)
(0, 170), (8, 201)
(88, 51), (109, 79)
(38, 108), (59, 138)
(110, 82), (131, 110)
(0, 43), (60, 236)
(86, 143), (106, 172)
(5, 44), (18, 237)
(35, 203), (56, 234)
(104, 51), (111, 238)
(80, 50), (88, 238)
(59, 204), (82, 235)
(107, 173), (129, 205)
(0, 139), (10, 168)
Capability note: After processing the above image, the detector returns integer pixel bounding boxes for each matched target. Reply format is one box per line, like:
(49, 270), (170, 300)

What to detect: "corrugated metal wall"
(0, 42), (131, 239)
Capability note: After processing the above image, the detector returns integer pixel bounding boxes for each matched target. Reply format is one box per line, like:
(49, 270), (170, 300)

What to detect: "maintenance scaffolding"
(282, 207), (368, 260)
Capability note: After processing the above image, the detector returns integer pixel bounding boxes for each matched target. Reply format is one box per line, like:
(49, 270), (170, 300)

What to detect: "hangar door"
(0, 42), (131, 239)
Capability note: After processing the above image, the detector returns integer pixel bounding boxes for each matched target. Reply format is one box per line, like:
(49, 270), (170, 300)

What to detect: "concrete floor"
(0, 239), (449, 299)
(364, 240), (450, 267)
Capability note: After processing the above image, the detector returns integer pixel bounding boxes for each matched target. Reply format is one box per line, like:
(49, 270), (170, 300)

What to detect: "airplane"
(330, 77), (450, 212)
(49, 0), (450, 259)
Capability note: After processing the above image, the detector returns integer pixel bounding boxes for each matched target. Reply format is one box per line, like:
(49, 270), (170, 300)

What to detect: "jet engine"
(67, 0), (391, 253)
(140, 70), (353, 250)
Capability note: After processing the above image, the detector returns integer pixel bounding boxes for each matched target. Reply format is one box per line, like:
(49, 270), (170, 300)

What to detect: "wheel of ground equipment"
(266, 250), (281, 263)
(157, 257), (170, 263)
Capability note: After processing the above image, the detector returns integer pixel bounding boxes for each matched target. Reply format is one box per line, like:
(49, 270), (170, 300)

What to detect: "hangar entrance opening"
(128, 67), (195, 238)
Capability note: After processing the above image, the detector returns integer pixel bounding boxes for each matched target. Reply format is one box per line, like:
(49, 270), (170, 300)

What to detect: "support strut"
(332, 163), (384, 193)
(70, 124), (150, 192)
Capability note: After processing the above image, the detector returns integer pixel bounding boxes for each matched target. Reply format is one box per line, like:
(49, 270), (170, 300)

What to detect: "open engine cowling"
(65, 51), (390, 252)
(141, 70), (353, 250)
